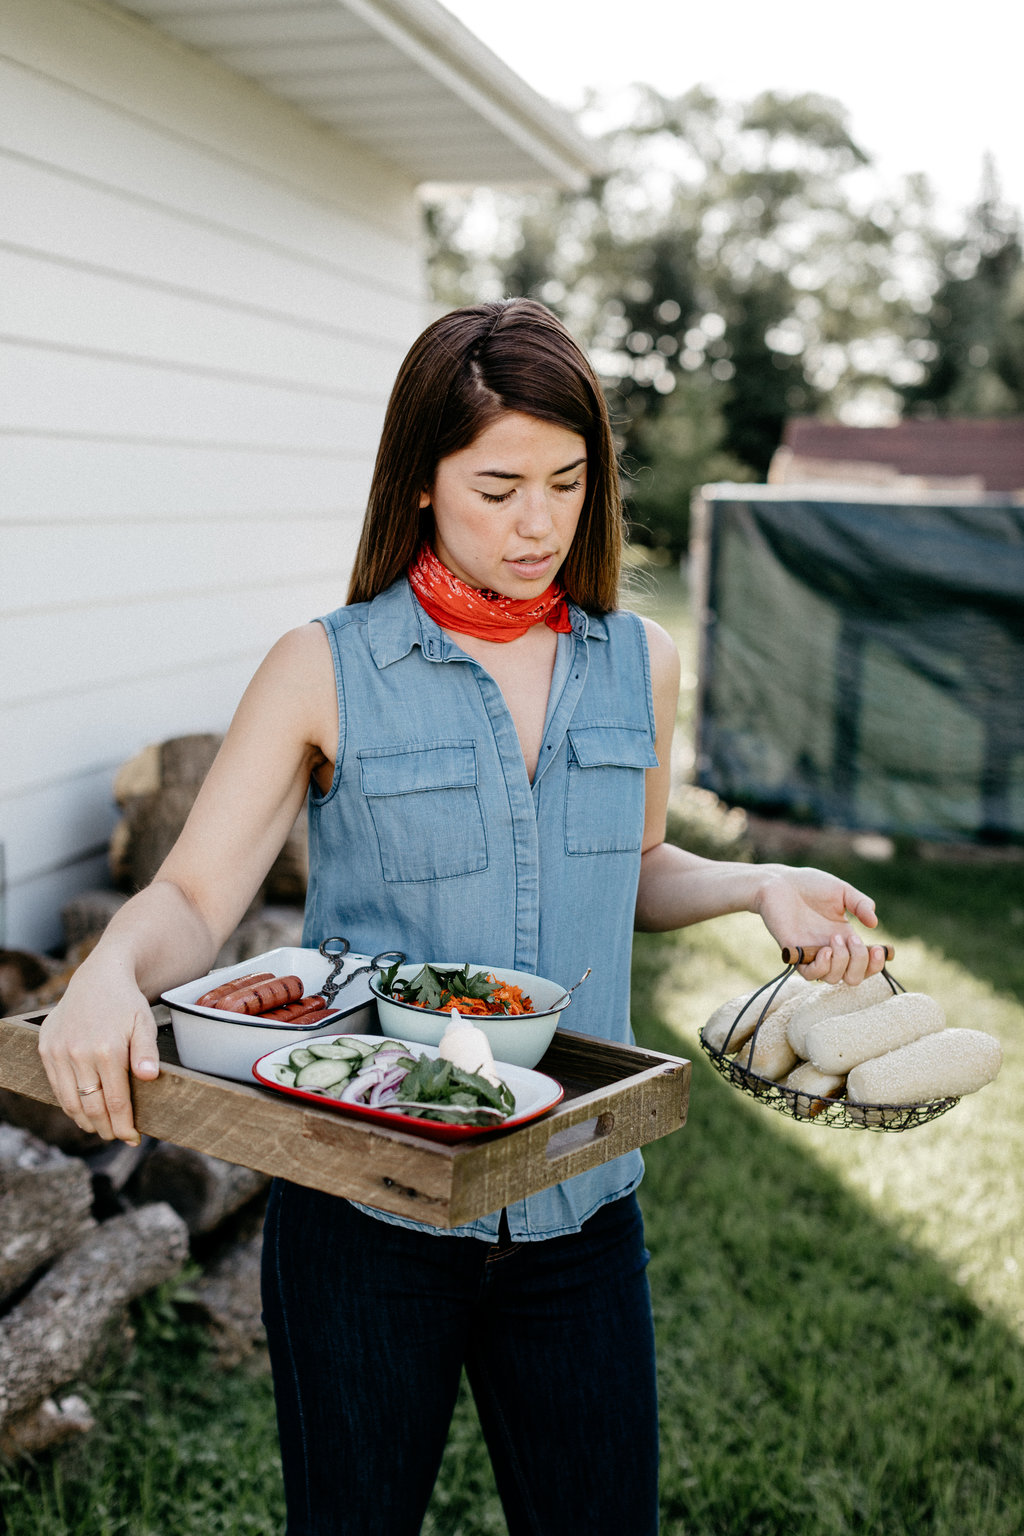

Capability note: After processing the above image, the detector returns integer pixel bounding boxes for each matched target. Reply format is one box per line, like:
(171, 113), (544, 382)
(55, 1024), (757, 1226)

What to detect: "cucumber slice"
(295, 1059), (356, 1091)
(289, 1047), (316, 1070)
(333, 1038), (379, 1058)
(270, 1063), (297, 1086)
(308, 1041), (367, 1060)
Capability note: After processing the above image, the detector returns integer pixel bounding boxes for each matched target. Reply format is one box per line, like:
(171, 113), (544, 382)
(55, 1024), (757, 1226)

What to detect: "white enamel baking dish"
(161, 946), (378, 1083)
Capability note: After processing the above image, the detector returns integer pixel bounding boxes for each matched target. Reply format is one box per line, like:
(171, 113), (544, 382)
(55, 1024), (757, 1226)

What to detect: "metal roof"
(117, 0), (603, 188)
(781, 418), (1024, 494)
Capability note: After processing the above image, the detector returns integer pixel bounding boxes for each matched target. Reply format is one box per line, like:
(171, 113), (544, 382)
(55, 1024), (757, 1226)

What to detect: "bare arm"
(38, 623), (337, 1144)
(633, 618), (887, 984)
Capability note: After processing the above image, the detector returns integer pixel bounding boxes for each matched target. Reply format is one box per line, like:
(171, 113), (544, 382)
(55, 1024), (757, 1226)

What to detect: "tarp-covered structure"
(692, 486), (1024, 843)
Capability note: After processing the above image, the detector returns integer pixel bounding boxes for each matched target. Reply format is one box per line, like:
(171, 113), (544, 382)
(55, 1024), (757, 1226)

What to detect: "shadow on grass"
(631, 931), (1024, 1536)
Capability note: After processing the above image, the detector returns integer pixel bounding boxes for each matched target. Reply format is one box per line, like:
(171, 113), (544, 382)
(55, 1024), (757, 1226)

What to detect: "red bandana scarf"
(408, 543), (572, 641)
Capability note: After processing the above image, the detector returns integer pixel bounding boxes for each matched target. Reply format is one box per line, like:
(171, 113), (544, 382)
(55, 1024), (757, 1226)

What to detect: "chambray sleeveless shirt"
(301, 577), (660, 1242)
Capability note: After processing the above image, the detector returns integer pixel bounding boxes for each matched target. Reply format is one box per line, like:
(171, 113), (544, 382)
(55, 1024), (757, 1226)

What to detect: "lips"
(505, 552), (556, 574)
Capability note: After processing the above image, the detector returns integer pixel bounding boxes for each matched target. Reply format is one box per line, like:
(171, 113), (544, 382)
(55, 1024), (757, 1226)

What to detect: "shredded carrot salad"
(408, 974), (535, 1016)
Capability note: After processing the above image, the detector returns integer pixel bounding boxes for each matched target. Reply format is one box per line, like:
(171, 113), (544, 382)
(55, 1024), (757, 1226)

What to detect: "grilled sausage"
(211, 975), (303, 1015)
(196, 972), (274, 1007)
(262, 995), (329, 1022)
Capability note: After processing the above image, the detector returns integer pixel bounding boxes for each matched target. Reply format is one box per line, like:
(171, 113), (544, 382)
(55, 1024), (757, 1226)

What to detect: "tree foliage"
(900, 159), (1024, 416)
(425, 87), (1015, 554)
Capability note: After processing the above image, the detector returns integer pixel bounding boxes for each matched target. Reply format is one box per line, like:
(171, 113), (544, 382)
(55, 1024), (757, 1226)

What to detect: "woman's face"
(420, 411), (587, 596)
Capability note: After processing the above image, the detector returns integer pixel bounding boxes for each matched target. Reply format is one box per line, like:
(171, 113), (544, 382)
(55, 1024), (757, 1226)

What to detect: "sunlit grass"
(631, 913), (1024, 1536)
(640, 900), (1024, 1340)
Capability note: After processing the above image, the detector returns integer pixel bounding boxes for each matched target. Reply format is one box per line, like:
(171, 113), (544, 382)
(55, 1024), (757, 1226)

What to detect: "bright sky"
(442, 0), (1021, 230)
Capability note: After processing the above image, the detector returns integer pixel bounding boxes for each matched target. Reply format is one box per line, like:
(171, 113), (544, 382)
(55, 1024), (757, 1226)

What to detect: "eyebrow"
(475, 457), (587, 481)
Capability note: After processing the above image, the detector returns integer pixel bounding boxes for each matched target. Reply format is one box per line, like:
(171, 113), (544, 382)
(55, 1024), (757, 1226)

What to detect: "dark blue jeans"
(261, 1184), (659, 1536)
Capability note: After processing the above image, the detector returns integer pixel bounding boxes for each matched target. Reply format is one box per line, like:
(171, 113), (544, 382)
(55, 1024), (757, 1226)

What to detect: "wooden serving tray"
(0, 1012), (690, 1229)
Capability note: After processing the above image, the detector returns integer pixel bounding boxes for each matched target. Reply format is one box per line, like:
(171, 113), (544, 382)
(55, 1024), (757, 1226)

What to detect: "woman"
(39, 298), (886, 1534)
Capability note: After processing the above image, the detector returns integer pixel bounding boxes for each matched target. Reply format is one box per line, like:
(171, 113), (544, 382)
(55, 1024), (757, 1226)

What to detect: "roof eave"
(117, 0), (605, 190)
(342, 0), (605, 188)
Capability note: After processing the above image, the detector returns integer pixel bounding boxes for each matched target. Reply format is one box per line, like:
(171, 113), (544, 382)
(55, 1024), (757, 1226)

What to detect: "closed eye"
(480, 478), (583, 506)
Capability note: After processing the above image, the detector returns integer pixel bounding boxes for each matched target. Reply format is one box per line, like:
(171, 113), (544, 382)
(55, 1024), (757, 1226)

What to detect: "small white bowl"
(162, 946), (378, 1083)
(368, 962), (571, 1068)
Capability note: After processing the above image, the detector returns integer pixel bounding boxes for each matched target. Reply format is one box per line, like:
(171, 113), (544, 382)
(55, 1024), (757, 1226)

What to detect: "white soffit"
(116, 0), (603, 188)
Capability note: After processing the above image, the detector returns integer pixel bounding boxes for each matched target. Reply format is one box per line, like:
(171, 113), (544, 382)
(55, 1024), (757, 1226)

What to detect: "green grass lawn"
(3, 562), (1022, 1535)
(632, 878), (1024, 1536)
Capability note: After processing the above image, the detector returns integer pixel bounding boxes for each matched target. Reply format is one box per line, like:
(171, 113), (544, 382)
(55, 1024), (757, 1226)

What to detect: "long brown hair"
(347, 298), (623, 612)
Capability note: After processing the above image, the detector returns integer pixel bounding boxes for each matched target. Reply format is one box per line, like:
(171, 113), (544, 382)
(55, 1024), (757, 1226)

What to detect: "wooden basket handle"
(781, 943), (895, 965)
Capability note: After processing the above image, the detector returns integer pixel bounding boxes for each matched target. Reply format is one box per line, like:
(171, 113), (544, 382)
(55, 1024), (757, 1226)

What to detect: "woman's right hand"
(38, 958), (161, 1145)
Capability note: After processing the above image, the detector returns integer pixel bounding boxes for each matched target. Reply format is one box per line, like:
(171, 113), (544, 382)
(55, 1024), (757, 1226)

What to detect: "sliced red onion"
(338, 1070), (380, 1104)
(368, 1067), (408, 1105)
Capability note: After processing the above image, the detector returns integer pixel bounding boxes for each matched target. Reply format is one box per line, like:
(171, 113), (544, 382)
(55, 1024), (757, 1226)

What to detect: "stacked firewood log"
(0, 1112), (271, 1455)
(2, 733), (308, 1022)
(0, 735), (310, 1456)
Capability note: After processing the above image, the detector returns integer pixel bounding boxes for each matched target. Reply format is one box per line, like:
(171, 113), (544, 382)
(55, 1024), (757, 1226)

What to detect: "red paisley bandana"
(408, 543), (572, 641)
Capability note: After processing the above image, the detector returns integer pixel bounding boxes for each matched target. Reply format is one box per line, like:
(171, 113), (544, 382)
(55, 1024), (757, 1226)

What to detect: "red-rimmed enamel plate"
(252, 1033), (564, 1143)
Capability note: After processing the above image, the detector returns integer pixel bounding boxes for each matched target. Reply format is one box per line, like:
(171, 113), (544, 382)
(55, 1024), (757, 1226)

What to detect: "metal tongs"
(319, 936), (406, 1009)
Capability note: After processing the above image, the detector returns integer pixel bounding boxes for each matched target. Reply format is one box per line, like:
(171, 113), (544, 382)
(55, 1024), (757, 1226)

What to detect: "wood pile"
(109, 732), (308, 907)
(0, 1110), (275, 1456)
(0, 734), (311, 1457)
(2, 734), (309, 1016)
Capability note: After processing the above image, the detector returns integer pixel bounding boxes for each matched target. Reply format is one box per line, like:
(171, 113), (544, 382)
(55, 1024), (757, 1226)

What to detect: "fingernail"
(137, 1059), (158, 1074)
(124, 1133), (141, 1147)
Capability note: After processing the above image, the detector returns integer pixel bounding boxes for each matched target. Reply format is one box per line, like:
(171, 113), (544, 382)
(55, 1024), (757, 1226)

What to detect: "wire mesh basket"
(698, 946), (960, 1132)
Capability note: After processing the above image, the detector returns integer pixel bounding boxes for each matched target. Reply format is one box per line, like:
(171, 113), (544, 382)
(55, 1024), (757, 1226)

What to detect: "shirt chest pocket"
(564, 726), (660, 856)
(359, 742), (488, 883)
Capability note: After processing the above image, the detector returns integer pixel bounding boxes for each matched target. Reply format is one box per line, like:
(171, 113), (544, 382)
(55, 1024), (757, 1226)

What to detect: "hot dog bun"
(804, 991), (946, 1074)
(783, 1060), (846, 1117)
(785, 971), (895, 1059)
(847, 1028), (1002, 1105)
(702, 972), (811, 1053)
(732, 993), (805, 1080)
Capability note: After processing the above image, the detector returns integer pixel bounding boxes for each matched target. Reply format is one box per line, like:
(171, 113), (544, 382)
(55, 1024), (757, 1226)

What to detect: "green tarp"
(693, 487), (1024, 843)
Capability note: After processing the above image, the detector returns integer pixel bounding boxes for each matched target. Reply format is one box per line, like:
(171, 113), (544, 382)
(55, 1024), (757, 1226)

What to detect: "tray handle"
(542, 1112), (617, 1164)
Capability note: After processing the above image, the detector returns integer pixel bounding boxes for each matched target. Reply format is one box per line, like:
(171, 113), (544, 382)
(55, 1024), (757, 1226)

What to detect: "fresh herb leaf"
(378, 960), (402, 994)
(410, 964), (446, 1009)
(393, 1056), (514, 1118)
(383, 963), (500, 1009)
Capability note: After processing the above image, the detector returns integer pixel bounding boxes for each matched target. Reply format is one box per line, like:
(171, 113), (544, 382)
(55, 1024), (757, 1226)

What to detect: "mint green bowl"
(368, 963), (572, 1068)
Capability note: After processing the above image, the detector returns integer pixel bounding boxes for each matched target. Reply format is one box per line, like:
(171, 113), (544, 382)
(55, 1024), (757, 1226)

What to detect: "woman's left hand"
(752, 865), (886, 984)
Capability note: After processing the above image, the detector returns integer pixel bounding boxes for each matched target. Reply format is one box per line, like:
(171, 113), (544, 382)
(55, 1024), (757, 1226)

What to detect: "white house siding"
(0, 0), (429, 950)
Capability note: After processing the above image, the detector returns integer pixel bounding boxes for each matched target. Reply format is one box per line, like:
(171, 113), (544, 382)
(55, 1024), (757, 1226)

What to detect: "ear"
(418, 489), (432, 510)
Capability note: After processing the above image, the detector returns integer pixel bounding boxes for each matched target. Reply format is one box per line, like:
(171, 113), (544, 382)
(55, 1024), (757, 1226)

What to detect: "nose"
(514, 485), (555, 538)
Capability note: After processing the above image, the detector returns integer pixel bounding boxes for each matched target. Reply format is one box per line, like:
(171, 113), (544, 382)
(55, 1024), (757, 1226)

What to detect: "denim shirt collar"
(366, 576), (609, 669)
